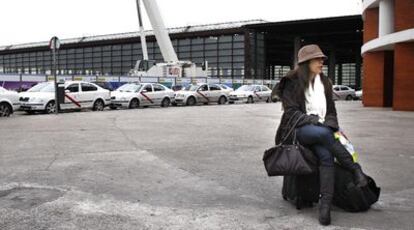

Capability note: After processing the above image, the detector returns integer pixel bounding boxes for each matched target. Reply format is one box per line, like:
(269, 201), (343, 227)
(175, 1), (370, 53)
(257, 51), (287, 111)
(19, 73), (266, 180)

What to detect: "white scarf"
(305, 74), (326, 123)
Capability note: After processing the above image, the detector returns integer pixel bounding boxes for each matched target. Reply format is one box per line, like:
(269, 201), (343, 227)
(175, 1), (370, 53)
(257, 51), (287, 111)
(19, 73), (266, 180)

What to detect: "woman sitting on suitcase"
(274, 44), (367, 226)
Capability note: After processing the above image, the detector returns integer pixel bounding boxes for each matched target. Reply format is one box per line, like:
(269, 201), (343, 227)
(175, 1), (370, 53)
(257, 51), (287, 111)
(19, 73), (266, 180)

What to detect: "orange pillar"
(362, 7), (390, 107)
(362, 51), (394, 107)
(364, 8), (379, 43)
(394, 0), (414, 32)
(393, 42), (414, 111)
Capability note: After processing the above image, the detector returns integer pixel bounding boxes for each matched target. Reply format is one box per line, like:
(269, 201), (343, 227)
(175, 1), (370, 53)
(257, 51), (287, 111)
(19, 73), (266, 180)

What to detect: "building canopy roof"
(245, 15), (363, 65)
(0, 19), (266, 52)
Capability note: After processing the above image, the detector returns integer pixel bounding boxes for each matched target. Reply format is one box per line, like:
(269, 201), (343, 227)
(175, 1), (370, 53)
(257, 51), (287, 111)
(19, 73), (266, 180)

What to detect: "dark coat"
(274, 71), (339, 145)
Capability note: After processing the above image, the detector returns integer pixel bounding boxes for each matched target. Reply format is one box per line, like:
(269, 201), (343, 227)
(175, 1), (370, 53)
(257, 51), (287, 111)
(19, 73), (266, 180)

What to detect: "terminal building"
(362, 0), (414, 111)
(0, 15), (362, 87)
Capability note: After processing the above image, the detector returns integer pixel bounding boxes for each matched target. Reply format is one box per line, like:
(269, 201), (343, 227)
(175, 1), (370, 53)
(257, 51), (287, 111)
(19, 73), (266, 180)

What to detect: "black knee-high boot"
(319, 166), (335, 226)
(329, 141), (367, 187)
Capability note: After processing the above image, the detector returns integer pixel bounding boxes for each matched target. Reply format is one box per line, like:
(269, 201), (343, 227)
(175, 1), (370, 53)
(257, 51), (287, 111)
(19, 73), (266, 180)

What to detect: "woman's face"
(309, 58), (324, 75)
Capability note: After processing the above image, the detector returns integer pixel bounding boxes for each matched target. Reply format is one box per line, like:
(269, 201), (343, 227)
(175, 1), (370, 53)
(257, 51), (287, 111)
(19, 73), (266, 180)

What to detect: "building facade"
(0, 20), (264, 80)
(0, 16), (363, 88)
(362, 0), (414, 111)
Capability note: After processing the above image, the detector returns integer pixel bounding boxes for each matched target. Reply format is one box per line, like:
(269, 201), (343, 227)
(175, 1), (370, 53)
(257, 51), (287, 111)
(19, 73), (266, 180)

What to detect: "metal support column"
(355, 53), (362, 89)
(338, 63), (343, 85)
(328, 48), (336, 84)
(293, 36), (301, 68)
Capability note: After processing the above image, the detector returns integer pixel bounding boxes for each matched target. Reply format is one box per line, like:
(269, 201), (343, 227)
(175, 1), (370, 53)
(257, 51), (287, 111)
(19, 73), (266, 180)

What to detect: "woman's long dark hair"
(294, 61), (311, 102)
(292, 61), (333, 103)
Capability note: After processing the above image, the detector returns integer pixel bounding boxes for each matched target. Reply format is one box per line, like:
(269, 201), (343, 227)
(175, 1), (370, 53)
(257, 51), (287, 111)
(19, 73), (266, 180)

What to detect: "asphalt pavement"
(0, 101), (413, 229)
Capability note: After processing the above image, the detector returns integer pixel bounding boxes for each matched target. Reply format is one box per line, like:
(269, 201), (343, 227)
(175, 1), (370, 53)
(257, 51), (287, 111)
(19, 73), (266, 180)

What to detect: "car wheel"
(161, 98), (170, 107)
(44, 101), (56, 114)
(346, 95), (353, 101)
(129, 98), (139, 109)
(218, 96), (227, 105)
(247, 96), (254, 104)
(93, 99), (105, 111)
(0, 102), (12, 117)
(186, 96), (196, 106)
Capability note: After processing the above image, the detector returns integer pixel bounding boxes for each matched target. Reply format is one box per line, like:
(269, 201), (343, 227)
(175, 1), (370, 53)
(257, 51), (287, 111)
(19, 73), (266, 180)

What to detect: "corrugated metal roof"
(0, 19), (266, 51)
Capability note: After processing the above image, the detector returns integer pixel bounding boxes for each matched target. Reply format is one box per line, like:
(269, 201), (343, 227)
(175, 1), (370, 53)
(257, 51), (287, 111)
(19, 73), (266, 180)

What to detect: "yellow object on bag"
(334, 131), (358, 163)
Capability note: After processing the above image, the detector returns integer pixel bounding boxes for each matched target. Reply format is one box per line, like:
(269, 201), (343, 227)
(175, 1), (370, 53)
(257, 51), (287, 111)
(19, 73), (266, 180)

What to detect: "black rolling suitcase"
(281, 142), (320, 210)
(333, 164), (381, 212)
(282, 163), (381, 212)
(281, 172), (320, 210)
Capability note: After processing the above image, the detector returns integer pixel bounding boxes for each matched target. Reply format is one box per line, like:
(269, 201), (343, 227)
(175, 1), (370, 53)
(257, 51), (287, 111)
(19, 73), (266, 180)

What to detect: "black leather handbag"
(263, 113), (315, 176)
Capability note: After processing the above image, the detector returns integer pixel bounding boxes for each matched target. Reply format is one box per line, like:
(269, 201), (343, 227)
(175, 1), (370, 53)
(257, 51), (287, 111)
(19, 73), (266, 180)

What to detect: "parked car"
(19, 81), (111, 114)
(171, 85), (187, 91)
(228, 85), (271, 104)
(0, 86), (20, 117)
(218, 84), (234, 94)
(332, 85), (356, 101)
(92, 81), (114, 91)
(110, 83), (174, 109)
(174, 83), (229, 106)
(355, 90), (363, 100)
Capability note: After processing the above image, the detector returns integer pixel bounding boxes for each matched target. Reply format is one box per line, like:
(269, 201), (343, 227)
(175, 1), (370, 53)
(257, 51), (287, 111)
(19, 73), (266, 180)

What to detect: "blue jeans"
(296, 124), (336, 167)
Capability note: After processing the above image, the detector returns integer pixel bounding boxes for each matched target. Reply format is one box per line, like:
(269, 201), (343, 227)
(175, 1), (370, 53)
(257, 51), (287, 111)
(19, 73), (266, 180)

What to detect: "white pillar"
(379, 0), (395, 36)
(136, 0), (149, 60)
(142, 0), (178, 63)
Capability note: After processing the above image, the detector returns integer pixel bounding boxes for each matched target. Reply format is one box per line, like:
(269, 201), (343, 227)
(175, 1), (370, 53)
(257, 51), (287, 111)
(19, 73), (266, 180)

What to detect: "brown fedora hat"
(297, 44), (327, 64)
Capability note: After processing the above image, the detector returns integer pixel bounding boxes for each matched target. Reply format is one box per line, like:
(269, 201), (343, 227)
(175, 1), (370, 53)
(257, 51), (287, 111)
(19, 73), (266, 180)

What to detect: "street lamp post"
(49, 36), (60, 115)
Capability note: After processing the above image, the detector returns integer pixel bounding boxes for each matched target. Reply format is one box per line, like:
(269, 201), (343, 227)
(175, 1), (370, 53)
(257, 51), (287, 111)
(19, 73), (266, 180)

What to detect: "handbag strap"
(292, 129), (300, 145)
(277, 113), (306, 147)
(284, 111), (300, 128)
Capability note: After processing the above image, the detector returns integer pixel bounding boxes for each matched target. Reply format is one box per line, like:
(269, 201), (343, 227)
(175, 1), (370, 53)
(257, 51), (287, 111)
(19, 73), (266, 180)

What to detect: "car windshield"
(116, 84), (142, 92)
(27, 82), (49, 92)
(188, 85), (200, 91)
(236, 85), (255, 92)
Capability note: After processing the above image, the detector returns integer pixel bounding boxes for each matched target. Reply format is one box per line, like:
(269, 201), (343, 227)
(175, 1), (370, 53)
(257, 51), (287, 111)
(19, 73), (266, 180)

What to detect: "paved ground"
(0, 101), (413, 230)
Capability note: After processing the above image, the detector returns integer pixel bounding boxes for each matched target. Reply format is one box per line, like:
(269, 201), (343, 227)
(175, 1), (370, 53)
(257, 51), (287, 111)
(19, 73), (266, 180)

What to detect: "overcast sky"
(0, 0), (362, 46)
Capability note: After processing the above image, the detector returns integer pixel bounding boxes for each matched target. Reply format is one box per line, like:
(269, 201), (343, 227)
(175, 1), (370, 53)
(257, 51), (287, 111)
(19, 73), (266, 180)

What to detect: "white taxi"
(0, 86), (20, 117)
(110, 83), (174, 109)
(229, 85), (271, 104)
(218, 84), (234, 94)
(174, 83), (229, 106)
(19, 81), (111, 114)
